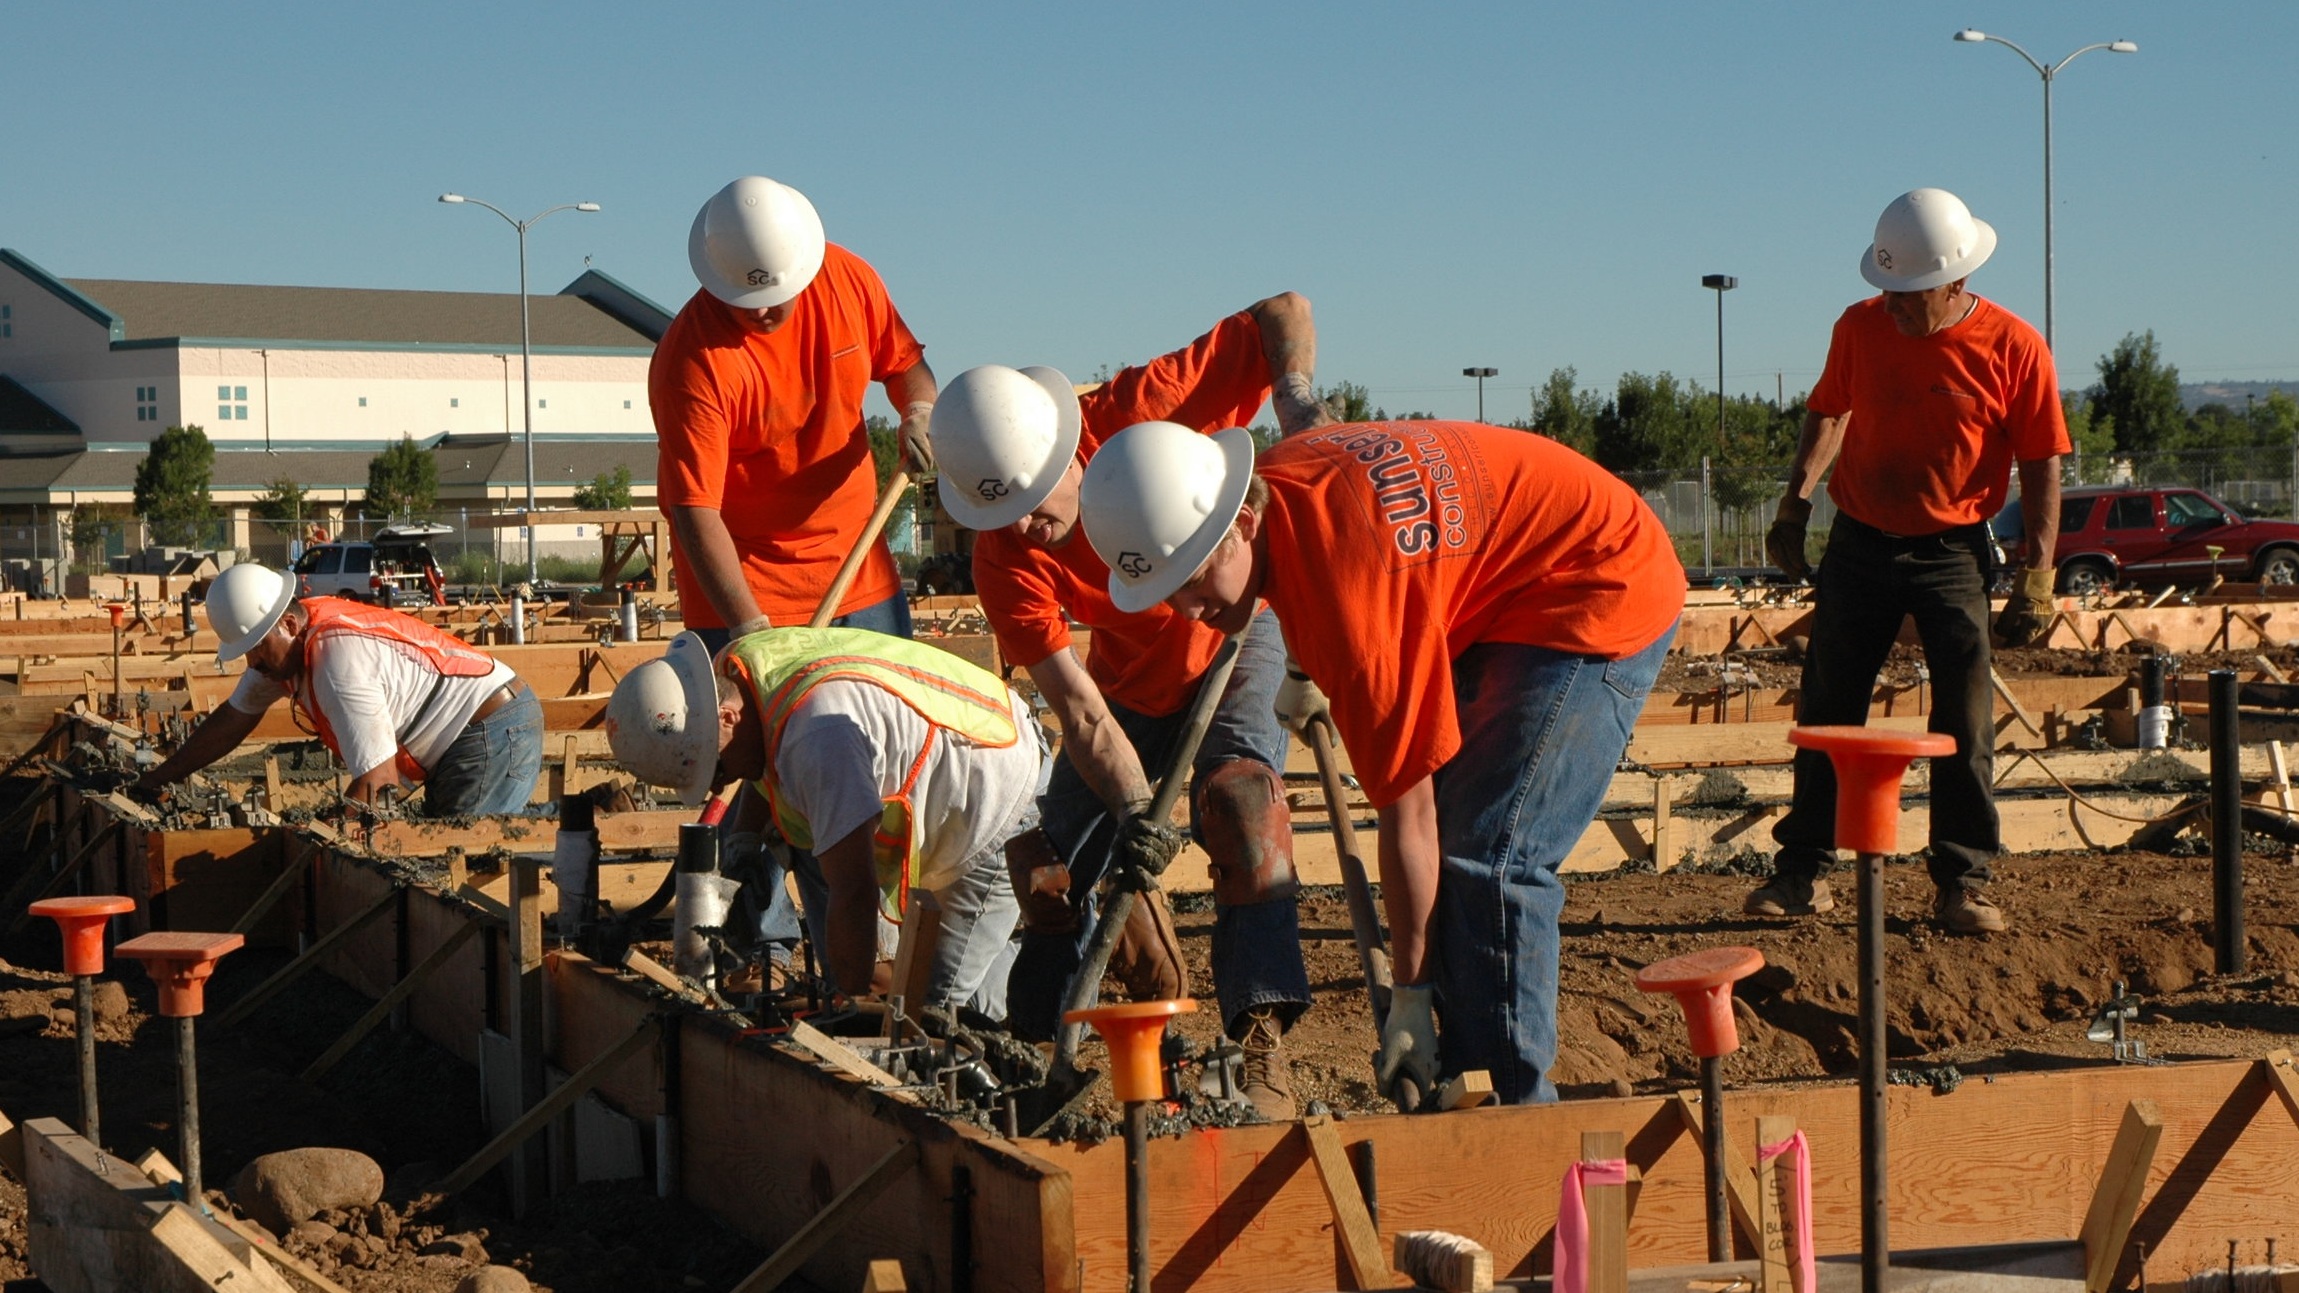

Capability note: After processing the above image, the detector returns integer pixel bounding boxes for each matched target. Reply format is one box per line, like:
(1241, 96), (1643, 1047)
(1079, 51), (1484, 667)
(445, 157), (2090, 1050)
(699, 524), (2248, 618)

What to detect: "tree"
(251, 477), (308, 523)
(1318, 381), (1378, 423)
(2091, 331), (2184, 454)
(1591, 371), (1699, 473)
(132, 424), (216, 547)
(366, 434), (438, 520)
(572, 465), (634, 510)
(1532, 368), (1600, 455)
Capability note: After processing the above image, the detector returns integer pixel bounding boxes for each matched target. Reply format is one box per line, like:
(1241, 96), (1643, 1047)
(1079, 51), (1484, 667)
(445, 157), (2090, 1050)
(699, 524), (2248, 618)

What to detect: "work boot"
(1743, 874), (1835, 917)
(1936, 887), (2008, 934)
(1236, 1007), (1297, 1121)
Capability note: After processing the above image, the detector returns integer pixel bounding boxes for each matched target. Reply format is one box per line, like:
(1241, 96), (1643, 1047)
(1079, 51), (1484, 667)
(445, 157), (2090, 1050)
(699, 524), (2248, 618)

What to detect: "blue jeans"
(1429, 622), (1675, 1104)
(702, 592), (916, 957)
(423, 688), (545, 818)
(1006, 607), (1313, 1040)
(1771, 514), (1998, 889)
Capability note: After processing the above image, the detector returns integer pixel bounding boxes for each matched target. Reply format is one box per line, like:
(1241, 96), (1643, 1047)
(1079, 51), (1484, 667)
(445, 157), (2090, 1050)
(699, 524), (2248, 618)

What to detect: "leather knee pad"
(1194, 758), (1298, 907)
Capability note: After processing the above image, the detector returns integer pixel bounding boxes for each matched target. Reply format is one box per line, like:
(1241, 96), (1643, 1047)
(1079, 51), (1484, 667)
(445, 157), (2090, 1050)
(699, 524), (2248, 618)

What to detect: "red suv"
(1994, 486), (2299, 595)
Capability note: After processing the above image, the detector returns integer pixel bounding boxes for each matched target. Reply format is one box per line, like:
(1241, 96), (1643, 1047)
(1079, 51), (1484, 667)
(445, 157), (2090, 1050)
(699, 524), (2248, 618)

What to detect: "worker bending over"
(605, 631), (1047, 1016)
(928, 294), (1329, 1117)
(136, 563), (543, 817)
(1754, 188), (2067, 934)
(1080, 420), (1684, 1105)
(652, 175), (937, 650)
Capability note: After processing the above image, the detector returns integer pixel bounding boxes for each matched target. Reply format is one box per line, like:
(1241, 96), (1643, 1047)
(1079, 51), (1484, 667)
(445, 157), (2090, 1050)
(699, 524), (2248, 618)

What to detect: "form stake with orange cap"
(1066, 998), (1195, 1293)
(1787, 724), (1953, 1293)
(115, 930), (244, 1210)
(1637, 944), (1764, 1264)
(29, 894), (135, 1147)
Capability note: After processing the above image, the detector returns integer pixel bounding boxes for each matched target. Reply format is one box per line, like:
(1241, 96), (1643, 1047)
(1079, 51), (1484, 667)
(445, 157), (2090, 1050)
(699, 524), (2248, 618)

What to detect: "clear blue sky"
(6, 2), (2290, 424)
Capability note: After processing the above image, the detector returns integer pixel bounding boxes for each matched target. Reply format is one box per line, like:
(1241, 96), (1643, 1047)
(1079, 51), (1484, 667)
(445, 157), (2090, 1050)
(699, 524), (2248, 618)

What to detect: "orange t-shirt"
(973, 311), (1270, 717)
(1813, 295), (2069, 537)
(1258, 422), (1686, 807)
(650, 244), (926, 627)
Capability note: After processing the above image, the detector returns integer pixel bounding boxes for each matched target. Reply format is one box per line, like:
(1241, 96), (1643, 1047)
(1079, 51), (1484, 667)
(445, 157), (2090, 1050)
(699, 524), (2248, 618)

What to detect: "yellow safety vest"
(722, 628), (1019, 921)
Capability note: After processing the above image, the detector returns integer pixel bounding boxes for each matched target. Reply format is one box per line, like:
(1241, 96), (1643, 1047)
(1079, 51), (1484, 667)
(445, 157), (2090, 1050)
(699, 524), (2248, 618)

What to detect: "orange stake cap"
(29, 895), (135, 977)
(1789, 725), (1955, 855)
(106, 603), (124, 628)
(1635, 946), (1765, 1058)
(1065, 998), (1197, 1104)
(115, 931), (244, 1017)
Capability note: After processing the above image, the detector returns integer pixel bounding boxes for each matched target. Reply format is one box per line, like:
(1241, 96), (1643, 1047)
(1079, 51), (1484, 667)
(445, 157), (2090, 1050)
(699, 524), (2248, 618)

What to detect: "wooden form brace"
(20, 1117), (296, 1293)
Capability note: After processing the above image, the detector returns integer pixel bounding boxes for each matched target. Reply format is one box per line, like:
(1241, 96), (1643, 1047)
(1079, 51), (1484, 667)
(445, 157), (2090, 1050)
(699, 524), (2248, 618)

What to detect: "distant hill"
(2179, 380), (2299, 412)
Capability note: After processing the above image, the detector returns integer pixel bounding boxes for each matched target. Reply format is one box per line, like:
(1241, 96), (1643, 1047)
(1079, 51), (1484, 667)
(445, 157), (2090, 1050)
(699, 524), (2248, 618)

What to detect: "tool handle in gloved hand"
(1052, 637), (1243, 1070)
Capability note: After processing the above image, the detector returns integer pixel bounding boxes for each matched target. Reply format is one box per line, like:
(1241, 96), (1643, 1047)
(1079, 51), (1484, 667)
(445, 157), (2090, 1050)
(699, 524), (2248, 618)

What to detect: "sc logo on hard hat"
(747, 268), (780, 287)
(1874, 248), (1894, 270)
(1116, 552), (1153, 579)
(977, 479), (1010, 502)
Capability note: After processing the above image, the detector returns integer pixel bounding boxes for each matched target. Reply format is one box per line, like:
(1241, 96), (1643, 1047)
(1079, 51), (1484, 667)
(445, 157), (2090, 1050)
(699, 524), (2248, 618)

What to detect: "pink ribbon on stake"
(1553, 1157), (1629, 1293)
(1757, 1129), (1817, 1293)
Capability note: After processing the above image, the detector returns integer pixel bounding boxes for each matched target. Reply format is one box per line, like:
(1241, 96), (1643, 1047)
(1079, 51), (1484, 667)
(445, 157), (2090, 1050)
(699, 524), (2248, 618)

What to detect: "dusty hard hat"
(688, 176), (827, 310)
(1079, 422), (1256, 614)
(1861, 188), (1996, 292)
(207, 563), (296, 665)
(602, 631), (720, 806)
(931, 365), (1083, 531)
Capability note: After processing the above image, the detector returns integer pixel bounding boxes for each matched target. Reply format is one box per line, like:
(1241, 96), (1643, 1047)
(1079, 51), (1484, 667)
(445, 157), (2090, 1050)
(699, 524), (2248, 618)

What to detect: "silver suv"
(291, 524), (450, 603)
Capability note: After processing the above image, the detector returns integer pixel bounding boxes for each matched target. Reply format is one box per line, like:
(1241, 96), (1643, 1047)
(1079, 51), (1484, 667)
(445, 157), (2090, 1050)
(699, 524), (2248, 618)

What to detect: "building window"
(537, 399), (547, 409)
(217, 384), (248, 422)
(1, 303), (10, 339)
(450, 397), (459, 408)
(358, 397), (367, 407)
(623, 399), (632, 409)
(136, 385), (158, 423)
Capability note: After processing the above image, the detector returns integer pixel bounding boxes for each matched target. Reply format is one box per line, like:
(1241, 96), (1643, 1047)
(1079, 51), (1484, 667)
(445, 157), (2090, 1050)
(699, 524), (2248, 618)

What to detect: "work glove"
(1766, 496), (1813, 582)
(1273, 372), (1333, 436)
(1376, 983), (1440, 1109)
(898, 401), (936, 473)
(1112, 809), (1186, 879)
(1994, 566), (2059, 648)
(1273, 660), (1331, 737)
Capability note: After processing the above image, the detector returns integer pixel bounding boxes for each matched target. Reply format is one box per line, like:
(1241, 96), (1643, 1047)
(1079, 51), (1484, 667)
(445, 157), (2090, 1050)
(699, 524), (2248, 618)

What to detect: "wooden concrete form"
(1670, 597), (2298, 657)
(55, 785), (2299, 1293)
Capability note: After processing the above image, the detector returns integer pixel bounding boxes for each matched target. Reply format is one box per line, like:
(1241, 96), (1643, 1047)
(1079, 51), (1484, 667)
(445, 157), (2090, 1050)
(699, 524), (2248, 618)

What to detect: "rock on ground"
(231, 1147), (384, 1235)
(458, 1267), (532, 1293)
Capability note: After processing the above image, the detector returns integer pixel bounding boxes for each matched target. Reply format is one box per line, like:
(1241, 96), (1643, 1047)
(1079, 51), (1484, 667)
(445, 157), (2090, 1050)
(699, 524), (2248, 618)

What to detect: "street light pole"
(1462, 367), (1498, 424)
(438, 193), (601, 584)
(1952, 30), (2138, 352)
(1701, 276), (1736, 579)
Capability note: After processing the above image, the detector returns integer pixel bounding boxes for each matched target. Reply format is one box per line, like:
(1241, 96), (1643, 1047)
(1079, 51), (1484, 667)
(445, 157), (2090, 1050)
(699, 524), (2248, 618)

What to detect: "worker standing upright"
(928, 295), (1330, 1117)
(1751, 188), (2067, 935)
(135, 563), (543, 818)
(1079, 419), (1685, 1106)
(651, 175), (937, 650)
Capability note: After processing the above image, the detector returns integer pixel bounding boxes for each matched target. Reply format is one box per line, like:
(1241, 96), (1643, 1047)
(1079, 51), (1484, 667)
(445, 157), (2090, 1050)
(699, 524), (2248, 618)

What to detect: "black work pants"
(1772, 513), (1999, 889)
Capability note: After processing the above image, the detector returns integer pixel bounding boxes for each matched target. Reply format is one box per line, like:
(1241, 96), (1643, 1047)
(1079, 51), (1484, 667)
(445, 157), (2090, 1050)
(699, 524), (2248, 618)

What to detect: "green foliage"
(1591, 372), (1703, 473)
(1319, 381), (1378, 423)
(250, 477), (309, 523)
(572, 465), (634, 511)
(365, 434), (438, 520)
(862, 414), (921, 524)
(1532, 368), (1600, 455)
(2061, 392), (2113, 467)
(132, 424), (217, 547)
(2091, 331), (2184, 453)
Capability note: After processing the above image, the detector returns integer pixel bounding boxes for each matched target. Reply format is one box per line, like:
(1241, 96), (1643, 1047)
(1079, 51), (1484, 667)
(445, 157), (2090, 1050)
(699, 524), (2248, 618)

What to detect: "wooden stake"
(1433, 1070), (1496, 1111)
(1991, 666), (2042, 738)
(1671, 1091), (1763, 1250)
(1578, 1131), (1627, 1293)
(2077, 1099), (2162, 1293)
(2256, 654), (2290, 684)
(216, 888), (400, 1028)
(1393, 1230), (1492, 1293)
(437, 1016), (660, 1198)
(2272, 742), (2298, 865)
(2264, 1049), (2299, 1130)
(300, 919), (482, 1082)
(727, 1139), (919, 1293)
(1302, 1114), (1391, 1289)
(509, 857), (547, 1214)
(228, 841), (314, 936)
(1650, 776), (1674, 870)
(1753, 1114), (1797, 1293)
(860, 1259), (908, 1293)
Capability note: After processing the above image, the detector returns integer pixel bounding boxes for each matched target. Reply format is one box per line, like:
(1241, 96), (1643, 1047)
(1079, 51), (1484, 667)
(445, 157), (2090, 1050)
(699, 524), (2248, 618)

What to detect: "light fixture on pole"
(1700, 275), (1736, 579)
(438, 193), (602, 583)
(1952, 29), (2137, 352)
(1462, 367), (1499, 423)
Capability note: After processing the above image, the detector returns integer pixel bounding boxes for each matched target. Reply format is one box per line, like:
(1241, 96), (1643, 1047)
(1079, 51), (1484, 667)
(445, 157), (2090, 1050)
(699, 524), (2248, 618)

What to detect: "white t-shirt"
(770, 679), (1044, 894)
(229, 635), (515, 777)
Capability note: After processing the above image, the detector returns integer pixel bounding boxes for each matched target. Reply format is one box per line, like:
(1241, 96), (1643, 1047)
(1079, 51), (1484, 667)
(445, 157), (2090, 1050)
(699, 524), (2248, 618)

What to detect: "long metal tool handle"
(1304, 713), (1419, 1112)
(808, 467), (911, 630)
(1052, 636), (1243, 1069)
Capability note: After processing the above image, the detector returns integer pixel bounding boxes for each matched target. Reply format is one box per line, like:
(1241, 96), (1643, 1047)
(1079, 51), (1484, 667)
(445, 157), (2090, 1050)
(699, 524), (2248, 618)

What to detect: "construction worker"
(652, 175), (936, 651)
(603, 631), (1048, 1015)
(134, 563), (543, 817)
(926, 294), (1329, 1118)
(1078, 419), (1684, 1106)
(1753, 188), (2067, 935)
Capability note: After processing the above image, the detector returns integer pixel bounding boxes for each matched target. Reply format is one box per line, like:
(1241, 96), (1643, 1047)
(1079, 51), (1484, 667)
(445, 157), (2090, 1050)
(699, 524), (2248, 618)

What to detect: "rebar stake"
(1067, 998), (1196, 1293)
(28, 895), (135, 1147)
(1636, 944), (1764, 1263)
(116, 931), (243, 1209)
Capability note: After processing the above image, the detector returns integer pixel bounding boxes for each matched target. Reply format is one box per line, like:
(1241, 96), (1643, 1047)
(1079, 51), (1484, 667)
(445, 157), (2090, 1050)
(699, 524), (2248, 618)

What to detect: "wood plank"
(1394, 1230), (1492, 1292)
(22, 1117), (296, 1293)
(133, 1148), (354, 1293)
(2078, 1100), (2161, 1293)
(299, 918), (483, 1082)
(726, 1140), (921, 1293)
(1581, 1130), (1628, 1293)
(1301, 1114), (1391, 1289)
(2264, 1049), (2299, 1130)
(1752, 1114), (1795, 1293)
(1670, 1091), (1763, 1253)
(0, 1107), (22, 1182)
(1433, 1071), (1496, 1112)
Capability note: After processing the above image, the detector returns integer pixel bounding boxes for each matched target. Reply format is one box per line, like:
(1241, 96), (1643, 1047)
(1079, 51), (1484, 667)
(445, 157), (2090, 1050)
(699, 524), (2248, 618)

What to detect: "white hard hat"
(1861, 188), (1996, 292)
(207, 563), (295, 665)
(602, 631), (720, 806)
(688, 176), (827, 310)
(930, 365), (1083, 531)
(1078, 422), (1256, 614)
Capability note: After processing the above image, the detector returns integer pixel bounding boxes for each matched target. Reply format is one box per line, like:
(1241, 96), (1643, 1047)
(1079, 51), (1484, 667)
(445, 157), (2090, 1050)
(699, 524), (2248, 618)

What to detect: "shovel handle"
(809, 468), (912, 629)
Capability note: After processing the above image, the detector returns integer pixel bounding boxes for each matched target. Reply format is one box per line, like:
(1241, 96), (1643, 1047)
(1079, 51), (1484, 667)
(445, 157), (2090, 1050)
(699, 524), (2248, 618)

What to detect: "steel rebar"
(1858, 849), (1887, 1293)
(1702, 1055), (1729, 1262)
(176, 1016), (204, 1207)
(2208, 669), (2245, 974)
(74, 976), (101, 1146)
(1124, 1100), (1150, 1293)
